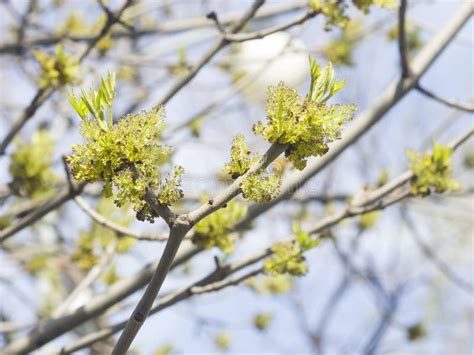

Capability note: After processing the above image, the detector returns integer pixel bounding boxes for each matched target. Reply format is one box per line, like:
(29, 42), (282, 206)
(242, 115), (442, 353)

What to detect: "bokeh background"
(1, 0), (473, 354)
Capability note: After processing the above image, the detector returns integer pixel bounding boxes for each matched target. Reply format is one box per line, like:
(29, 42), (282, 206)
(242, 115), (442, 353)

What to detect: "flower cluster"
(241, 172), (281, 203)
(254, 59), (356, 170)
(9, 130), (58, 197)
(222, 58), (354, 204)
(263, 222), (320, 276)
(253, 313), (273, 331)
(222, 134), (281, 203)
(192, 200), (247, 253)
(353, 0), (398, 13)
(214, 333), (230, 351)
(309, 0), (397, 28)
(407, 143), (460, 196)
(358, 211), (380, 230)
(223, 134), (260, 179)
(67, 73), (184, 222)
(33, 45), (81, 88)
(246, 274), (293, 294)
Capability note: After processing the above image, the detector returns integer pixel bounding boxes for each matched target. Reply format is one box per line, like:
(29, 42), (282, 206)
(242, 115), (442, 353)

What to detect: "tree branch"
(3, 243), (199, 353)
(60, 267), (262, 353)
(156, 0), (266, 106)
(0, 182), (86, 243)
(224, 9), (318, 42)
(0, 1), (308, 55)
(416, 83), (474, 112)
(234, 1), (473, 230)
(352, 127), (473, 207)
(112, 140), (286, 352)
(74, 196), (171, 242)
(398, 0), (410, 78)
(0, 0), (133, 156)
(401, 208), (473, 292)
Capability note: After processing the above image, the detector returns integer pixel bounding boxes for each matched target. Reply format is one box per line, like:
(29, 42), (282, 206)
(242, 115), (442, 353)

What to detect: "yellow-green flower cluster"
(241, 172), (281, 203)
(253, 313), (273, 331)
(214, 333), (230, 351)
(192, 200), (247, 253)
(254, 59), (355, 170)
(223, 134), (260, 179)
(309, 0), (397, 28)
(358, 210), (380, 230)
(353, 0), (398, 13)
(222, 58), (353, 205)
(308, 0), (350, 28)
(264, 222), (320, 276)
(154, 344), (174, 355)
(223, 134), (280, 203)
(68, 73), (184, 222)
(246, 274), (293, 294)
(264, 242), (308, 276)
(9, 130), (58, 197)
(33, 45), (81, 88)
(407, 144), (460, 196)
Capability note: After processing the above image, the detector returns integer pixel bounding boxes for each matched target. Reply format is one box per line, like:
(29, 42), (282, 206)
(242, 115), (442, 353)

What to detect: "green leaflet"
(69, 71), (116, 130)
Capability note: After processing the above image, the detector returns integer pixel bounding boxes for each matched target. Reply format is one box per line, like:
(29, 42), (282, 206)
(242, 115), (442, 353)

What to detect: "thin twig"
(3, 244), (200, 353)
(363, 285), (406, 355)
(0, 1), (309, 54)
(113, 133), (285, 353)
(416, 84), (474, 112)
(401, 208), (473, 292)
(0, 0), (133, 156)
(53, 239), (117, 318)
(61, 179), (422, 352)
(0, 182), (86, 243)
(224, 9), (318, 42)
(234, 1), (473, 229)
(60, 267), (261, 353)
(398, 0), (410, 78)
(156, 0), (266, 106)
(73, 196), (171, 242)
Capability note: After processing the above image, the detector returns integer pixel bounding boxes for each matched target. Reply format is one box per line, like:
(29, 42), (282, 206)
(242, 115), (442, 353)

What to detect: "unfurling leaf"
(68, 74), (183, 222)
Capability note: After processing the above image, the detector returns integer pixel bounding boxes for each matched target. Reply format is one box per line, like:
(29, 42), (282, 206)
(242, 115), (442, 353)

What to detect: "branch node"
(61, 155), (76, 194)
(206, 11), (225, 33)
(133, 312), (145, 323)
